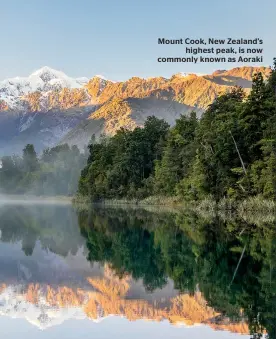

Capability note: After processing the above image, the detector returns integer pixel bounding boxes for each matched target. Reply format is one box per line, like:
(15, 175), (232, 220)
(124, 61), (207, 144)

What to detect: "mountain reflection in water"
(0, 202), (275, 338)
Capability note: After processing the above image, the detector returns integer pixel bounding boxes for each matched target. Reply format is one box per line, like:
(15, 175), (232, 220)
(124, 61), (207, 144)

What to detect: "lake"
(0, 201), (274, 338)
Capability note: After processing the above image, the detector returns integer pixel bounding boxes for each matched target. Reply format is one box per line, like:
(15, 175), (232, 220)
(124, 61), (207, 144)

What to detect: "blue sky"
(1, 0), (275, 80)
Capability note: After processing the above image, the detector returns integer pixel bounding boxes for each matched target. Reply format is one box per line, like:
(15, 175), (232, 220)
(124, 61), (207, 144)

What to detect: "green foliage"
(79, 116), (169, 201)
(0, 143), (86, 195)
(153, 112), (198, 195)
(23, 144), (39, 172)
(79, 59), (276, 204)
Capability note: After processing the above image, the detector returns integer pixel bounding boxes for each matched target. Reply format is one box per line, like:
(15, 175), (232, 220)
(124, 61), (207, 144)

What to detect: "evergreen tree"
(154, 112), (198, 195)
(23, 144), (38, 172)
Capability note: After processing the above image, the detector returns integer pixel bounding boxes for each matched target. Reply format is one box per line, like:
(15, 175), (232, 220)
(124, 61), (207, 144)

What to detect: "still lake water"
(0, 201), (275, 338)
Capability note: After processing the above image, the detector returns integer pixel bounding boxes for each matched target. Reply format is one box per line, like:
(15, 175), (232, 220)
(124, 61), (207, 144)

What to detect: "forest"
(0, 143), (86, 196)
(78, 59), (276, 203)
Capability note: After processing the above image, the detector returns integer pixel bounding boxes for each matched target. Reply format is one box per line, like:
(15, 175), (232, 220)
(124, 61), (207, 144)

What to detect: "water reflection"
(0, 203), (275, 338)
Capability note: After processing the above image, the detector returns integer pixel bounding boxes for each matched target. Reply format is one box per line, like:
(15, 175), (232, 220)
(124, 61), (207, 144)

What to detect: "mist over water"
(0, 143), (87, 198)
(0, 194), (72, 205)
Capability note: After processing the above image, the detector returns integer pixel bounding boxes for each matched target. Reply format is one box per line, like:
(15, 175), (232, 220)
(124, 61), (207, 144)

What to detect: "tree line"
(0, 143), (86, 196)
(78, 59), (276, 203)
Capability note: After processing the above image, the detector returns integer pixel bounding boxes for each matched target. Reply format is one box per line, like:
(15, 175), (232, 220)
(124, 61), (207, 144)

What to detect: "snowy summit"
(0, 66), (89, 108)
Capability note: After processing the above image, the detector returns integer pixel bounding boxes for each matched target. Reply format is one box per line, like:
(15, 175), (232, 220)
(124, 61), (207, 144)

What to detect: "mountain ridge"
(0, 66), (271, 154)
(0, 66), (270, 111)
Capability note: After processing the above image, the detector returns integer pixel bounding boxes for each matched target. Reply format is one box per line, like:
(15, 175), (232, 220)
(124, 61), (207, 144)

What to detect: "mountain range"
(0, 279), (249, 333)
(0, 66), (271, 155)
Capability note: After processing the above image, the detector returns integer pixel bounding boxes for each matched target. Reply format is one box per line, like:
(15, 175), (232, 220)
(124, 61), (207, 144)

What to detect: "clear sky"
(1, 0), (275, 81)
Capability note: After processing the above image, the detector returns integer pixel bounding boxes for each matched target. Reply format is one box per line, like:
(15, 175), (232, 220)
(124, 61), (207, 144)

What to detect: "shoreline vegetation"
(72, 194), (276, 222)
(76, 60), (276, 213)
(1, 192), (275, 219)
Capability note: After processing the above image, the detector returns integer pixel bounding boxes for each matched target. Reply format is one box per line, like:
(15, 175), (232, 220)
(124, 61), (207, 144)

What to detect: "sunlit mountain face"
(0, 66), (271, 155)
(0, 201), (274, 338)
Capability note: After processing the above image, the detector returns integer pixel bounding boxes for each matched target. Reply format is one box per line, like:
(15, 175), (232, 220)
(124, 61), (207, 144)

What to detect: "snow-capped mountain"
(0, 66), (89, 108)
(0, 66), (271, 156)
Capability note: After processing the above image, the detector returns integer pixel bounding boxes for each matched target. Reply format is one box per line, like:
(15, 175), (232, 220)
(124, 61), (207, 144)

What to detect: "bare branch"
(229, 131), (247, 174)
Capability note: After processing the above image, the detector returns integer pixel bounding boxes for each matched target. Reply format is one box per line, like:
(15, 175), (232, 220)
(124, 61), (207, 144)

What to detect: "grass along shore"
(73, 194), (276, 214)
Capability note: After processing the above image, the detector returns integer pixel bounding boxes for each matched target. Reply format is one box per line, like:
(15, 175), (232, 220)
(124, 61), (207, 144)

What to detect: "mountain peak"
(94, 74), (107, 80)
(92, 75), (116, 83)
(30, 66), (59, 75)
(0, 67), (88, 108)
(30, 66), (71, 83)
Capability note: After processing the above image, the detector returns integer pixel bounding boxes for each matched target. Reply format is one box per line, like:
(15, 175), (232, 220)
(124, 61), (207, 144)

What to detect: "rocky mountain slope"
(0, 106), (95, 155)
(86, 66), (270, 107)
(0, 66), (271, 155)
(61, 97), (196, 149)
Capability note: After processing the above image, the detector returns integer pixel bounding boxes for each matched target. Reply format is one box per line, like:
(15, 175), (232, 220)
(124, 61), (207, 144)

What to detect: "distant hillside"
(61, 97), (197, 149)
